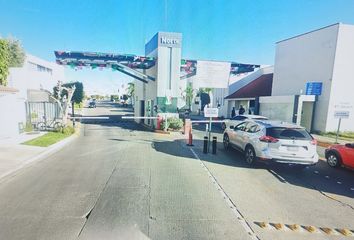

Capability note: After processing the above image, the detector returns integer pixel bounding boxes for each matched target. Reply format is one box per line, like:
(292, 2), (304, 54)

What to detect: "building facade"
(0, 54), (65, 139)
(272, 23), (354, 132)
(134, 32), (182, 126)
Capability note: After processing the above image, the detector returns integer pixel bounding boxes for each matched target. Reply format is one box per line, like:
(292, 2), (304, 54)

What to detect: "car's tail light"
(259, 136), (279, 143)
(310, 139), (317, 145)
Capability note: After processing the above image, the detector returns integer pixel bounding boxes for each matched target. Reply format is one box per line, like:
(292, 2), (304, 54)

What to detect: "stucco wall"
(326, 24), (354, 131)
(272, 24), (339, 132)
(259, 96), (295, 123)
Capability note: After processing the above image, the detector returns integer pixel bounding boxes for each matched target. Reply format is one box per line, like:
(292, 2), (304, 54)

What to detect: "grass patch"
(319, 131), (354, 141)
(23, 131), (73, 147)
(74, 102), (83, 110)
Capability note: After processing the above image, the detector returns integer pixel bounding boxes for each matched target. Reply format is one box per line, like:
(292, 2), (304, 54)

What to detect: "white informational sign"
(334, 111), (350, 119)
(204, 108), (219, 118)
(194, 60), (231, 89)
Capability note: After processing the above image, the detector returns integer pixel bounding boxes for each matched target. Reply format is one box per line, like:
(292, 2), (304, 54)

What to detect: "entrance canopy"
(55, 51), (260, 83)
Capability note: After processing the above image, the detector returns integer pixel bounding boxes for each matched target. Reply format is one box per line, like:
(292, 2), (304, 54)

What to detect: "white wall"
(259, 96), (295, 123)
(0, 92), (26, 139)
(157, 46), (181, 98)
(327, 24), (354, 131)
(272, 24), (339, 132)
(7, 54), (65, 100)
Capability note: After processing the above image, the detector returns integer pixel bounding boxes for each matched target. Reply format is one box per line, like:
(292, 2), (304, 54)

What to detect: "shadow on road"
(152, 138), (354, 200)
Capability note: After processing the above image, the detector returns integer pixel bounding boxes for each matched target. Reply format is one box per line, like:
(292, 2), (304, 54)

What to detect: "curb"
(0, 132), (79, 183)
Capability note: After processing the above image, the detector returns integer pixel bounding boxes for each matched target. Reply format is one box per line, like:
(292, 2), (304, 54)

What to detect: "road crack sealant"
(77, 165), (118, 237)
(188, 146), (260, 240)
(314, 186), (354, 211)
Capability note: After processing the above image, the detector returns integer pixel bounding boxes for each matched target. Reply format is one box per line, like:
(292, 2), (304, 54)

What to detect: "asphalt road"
(0, 101), (353, 240)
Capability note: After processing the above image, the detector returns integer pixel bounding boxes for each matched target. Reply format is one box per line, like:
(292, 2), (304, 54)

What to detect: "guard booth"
(134, 32), (182, 128)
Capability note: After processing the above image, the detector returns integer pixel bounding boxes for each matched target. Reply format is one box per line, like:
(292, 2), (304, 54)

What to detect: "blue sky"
(1, 0), (354, 94)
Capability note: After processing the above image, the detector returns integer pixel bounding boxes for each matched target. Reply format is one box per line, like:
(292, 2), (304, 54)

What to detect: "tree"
(184, 82), (194, 110)
(7, 37), (25, 68)
(54, 81), (84, 104)
(0, 39), (10, 86)
(52, 81), (76, 125)
(64, 82), (84, 104)
(127, 82), (135, 105)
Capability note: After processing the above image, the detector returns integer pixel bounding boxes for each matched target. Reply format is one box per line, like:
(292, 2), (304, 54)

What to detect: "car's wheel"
(245, 145), (256, 165)
(221, 123), (226, 131)
(223, 134), (230, 150)
(326, 152), (341, 167)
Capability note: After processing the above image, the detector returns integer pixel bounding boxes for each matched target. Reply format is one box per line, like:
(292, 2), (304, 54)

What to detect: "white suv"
(223, 120), (319, 168)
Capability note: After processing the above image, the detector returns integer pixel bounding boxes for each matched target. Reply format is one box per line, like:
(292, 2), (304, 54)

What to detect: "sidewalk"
(0, 131), (77, 181)
(312, 134), (349, 147)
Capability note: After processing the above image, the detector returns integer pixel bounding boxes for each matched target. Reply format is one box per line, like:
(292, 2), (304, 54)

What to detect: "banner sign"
(194, 61), (231, 89)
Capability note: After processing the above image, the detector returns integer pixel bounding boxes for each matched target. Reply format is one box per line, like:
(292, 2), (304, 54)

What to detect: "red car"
(325, 143), (354, 169)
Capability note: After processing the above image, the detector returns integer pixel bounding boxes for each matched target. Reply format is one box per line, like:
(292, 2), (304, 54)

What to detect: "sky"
(1, 0), (354, 95)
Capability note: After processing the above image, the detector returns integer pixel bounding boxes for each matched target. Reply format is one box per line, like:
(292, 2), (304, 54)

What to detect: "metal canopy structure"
(54, 51), (260, 83)
(54, 51), (156, 83)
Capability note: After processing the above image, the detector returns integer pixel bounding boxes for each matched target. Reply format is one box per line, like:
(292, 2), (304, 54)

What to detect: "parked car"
(325, 143), (354, 169)
(221, 114), (268, 130)
(89, 101), (96, 108)
(223, 120), (319, 168)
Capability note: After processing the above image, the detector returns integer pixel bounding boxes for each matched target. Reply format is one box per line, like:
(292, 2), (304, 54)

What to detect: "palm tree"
(184, 83), (194, 110)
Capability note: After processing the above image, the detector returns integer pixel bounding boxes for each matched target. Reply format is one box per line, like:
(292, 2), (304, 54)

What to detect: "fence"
(26, 102), (62, 129)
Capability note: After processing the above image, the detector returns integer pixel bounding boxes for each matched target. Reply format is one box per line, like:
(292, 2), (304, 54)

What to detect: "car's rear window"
(266, 127), (312, 140)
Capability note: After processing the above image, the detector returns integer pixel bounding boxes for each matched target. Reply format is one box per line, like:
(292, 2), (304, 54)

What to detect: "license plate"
(287, 146), (299, 152)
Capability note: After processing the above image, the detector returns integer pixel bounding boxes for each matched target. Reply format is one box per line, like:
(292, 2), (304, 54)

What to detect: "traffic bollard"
(187, 128), (193, 146)
(212, 136), (217, 154)
(203, 136), (208, 154)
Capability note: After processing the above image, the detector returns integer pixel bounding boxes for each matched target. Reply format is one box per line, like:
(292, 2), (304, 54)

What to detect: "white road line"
(189, 148), (260, 240)
(325, 175), (330, 179)
(337, 181), (342, 184)
(350, 188), (354, 191)
(314, 171), (319, 174)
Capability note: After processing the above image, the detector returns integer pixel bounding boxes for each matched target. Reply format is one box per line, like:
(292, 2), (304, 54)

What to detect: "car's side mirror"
(345, 143), (354, 148)
(230, 125), (234, 129)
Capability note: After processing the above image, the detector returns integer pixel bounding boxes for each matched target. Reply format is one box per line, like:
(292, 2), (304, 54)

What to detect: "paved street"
(0, 101), (353, 240)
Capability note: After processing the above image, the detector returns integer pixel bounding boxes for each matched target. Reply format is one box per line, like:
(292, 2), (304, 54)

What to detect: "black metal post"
(72, 102), (75, 127)
(203, 136), (208, 154)
(212, 136), (217, 154)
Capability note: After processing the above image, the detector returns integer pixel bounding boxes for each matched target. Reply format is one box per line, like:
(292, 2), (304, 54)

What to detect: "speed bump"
(304, 225), (317, 233)
(338, 229), (353, 237)
(254, 221), (354, 237)
(287, 224), (300, 231)
(321, 227), (334, 235)
(272, 223), (285, 230)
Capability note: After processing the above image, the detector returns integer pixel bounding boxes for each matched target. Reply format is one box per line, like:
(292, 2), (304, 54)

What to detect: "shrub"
(58, 126), (75, 135)
(167, 117), (183, 130)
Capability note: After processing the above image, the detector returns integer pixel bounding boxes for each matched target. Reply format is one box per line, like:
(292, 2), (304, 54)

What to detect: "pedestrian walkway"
(0, 131), (76, 181)
(0, 132), (47, 180)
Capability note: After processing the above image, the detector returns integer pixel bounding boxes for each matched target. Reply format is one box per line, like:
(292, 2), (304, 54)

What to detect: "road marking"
(325, 175), (330, 179)
(314, 171), (319, 174)
(255, 221), (354, 237)
(337, 181), (342, 184)
(350, 188), (354, 191)
(189, 148), (260, 240)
